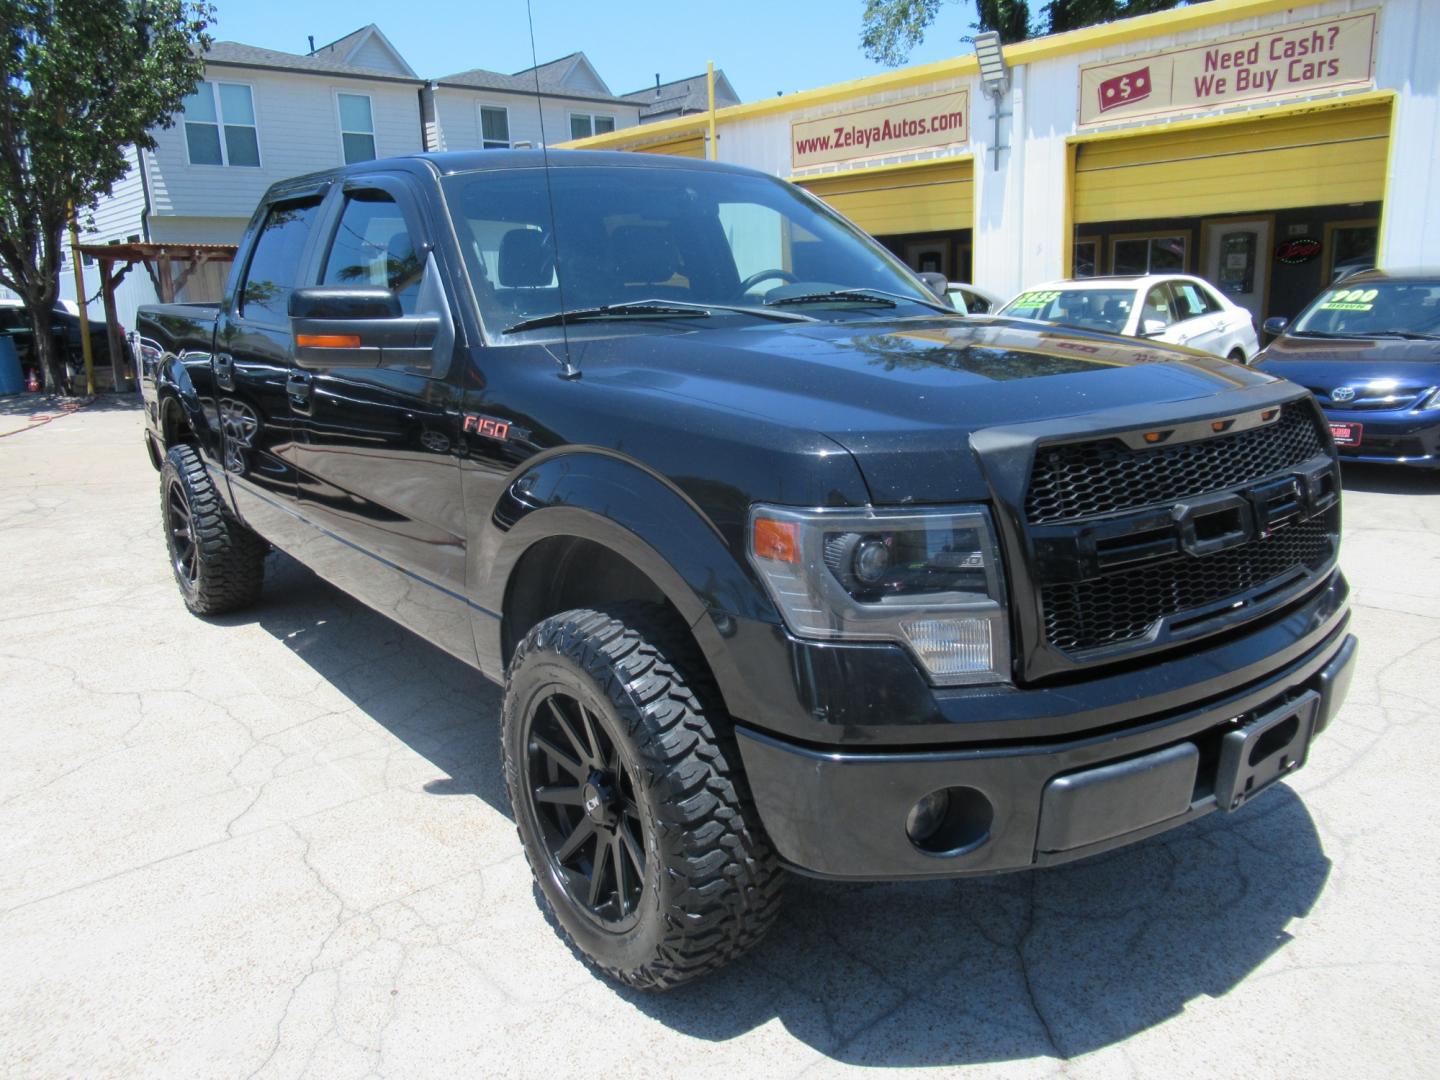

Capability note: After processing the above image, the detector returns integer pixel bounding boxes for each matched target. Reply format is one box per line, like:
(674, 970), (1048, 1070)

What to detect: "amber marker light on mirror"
(296, 334), (361, 348)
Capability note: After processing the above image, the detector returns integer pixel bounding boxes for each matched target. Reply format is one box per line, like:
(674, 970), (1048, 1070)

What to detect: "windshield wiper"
(765, 289), (899, 309)
(503, 302), (711, 335)
(502, 299), (814, 335)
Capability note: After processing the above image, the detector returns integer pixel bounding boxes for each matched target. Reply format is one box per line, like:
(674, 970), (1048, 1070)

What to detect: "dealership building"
(565, 0), (1437, 326)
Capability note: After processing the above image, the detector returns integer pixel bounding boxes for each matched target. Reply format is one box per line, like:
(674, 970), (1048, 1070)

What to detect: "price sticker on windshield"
(1010, 290), (1061, 310)
(1319, 287), (1379, 312)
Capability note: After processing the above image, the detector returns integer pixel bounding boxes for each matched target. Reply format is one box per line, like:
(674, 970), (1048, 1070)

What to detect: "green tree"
(861, 0), (1189, 64)
(0, 0), (214, 393)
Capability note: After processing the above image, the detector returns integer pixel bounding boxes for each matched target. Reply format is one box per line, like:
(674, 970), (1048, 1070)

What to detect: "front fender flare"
(473, 450), (780, 714)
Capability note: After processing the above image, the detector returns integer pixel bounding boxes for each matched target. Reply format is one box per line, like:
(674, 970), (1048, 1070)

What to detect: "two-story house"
(35, 26), (642, 327)
(430, 52), (641, 151)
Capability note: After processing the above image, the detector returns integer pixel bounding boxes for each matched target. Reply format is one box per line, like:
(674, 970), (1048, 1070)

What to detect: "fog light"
(905, 786), (995, 855)
(906, 790), (950, 843)
(900, 616), (995, 677)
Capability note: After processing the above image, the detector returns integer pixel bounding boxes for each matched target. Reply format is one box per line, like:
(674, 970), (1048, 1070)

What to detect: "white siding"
(144, 66), (422, 224)
(83, 146), (147, 243)
(347, 37), (408, 76)
(1374, 0), (1439, 267)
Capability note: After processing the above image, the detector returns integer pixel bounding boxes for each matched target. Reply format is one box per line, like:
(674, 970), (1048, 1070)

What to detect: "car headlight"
(1420, 388), (1440, 411)
(748, 504), (1010, 685)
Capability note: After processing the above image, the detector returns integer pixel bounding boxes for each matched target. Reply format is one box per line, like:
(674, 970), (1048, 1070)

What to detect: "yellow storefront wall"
(797, 159), (974, 236)
(1074, 101), (1391, 223)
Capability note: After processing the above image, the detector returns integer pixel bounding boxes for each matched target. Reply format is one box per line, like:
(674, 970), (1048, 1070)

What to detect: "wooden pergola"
(76, 241), (237, 391)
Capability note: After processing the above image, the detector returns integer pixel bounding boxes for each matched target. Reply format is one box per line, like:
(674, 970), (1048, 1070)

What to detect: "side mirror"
(1140, 318), (1168, 337)
(289, 286), (401, 321)
(288, 286), (437, 370)
(1263, 316), (1289, 337)
(917, 271), (949, 302)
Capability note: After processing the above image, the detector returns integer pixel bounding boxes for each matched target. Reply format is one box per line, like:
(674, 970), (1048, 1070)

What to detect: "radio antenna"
(525, 0), (578, 378)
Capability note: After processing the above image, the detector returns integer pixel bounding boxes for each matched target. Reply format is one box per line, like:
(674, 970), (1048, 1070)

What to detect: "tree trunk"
(22, 294), (68, 395)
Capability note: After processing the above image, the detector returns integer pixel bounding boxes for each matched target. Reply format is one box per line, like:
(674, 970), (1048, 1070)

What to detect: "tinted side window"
(240, 198), (323, 323)
(320, 191), (421, 314)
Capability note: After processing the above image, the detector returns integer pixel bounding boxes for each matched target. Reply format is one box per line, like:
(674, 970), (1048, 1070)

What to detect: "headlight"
(1420, 388), (1440, 411)
(748, 504), (1010, 685)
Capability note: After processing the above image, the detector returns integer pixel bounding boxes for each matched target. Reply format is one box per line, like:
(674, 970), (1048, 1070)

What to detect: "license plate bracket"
(1215, 691), (1319, 812)
(1329, 421), (1363, 447)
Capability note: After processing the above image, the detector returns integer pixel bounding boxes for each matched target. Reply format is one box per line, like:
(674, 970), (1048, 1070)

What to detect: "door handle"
(214, 352), (234, 391)
(286, 371), (313, 402)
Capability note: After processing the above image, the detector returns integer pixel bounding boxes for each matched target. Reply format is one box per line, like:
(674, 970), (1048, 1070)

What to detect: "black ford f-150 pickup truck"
(138, 150), (1356, 990)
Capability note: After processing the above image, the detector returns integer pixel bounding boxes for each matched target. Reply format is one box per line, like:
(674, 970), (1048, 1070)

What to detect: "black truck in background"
(138, 151), (1357, 990)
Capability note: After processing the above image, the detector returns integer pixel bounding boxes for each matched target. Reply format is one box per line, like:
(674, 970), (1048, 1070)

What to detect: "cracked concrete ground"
(1, 400), (1438, 1079)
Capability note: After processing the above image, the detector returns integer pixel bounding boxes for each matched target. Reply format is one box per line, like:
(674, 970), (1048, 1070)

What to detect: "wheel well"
(502, 536), (693, 669)
(160, 395), (195, 449)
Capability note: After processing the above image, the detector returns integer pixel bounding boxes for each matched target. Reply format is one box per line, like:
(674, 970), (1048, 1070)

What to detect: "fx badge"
(462, 413), (511, 441)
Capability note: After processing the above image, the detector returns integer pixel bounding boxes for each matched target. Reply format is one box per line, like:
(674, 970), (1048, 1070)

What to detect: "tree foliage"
(861, 0), (1190, 64)
(0, 0), (214, 391)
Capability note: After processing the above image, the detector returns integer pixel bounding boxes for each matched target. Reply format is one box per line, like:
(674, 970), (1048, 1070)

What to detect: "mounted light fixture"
(972, 31), (1011, 171)
(973, 31), (1010, 97)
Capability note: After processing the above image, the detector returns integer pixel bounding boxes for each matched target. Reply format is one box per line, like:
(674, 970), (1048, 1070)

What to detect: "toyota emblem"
(1331, 386), (1356, 403)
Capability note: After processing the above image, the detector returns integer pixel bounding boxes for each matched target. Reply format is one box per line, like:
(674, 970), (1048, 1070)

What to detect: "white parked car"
(996, 275), (1260, 362)
(944, 282), (1005, 315)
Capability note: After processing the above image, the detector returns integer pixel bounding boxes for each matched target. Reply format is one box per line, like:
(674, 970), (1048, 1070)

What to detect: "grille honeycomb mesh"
(1041, 519), (1335, 654)
(1025, 401), (1326, 525)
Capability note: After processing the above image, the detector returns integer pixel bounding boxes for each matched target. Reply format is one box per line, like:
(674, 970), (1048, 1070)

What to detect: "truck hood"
(573, 315), (1281, 503)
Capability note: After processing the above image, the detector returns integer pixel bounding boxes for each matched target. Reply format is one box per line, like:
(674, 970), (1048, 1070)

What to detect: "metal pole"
(707, 62), (717, 161)
(67, 204), (95, 395)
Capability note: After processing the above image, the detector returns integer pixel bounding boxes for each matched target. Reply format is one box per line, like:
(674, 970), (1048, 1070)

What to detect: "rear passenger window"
(1173, 282), (1219, 320)
(320, 190), (421, 314)
(239, 197), (323, 323)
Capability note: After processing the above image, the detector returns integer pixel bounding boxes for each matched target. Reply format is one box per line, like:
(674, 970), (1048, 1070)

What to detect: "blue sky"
(211, 0), (982, 99)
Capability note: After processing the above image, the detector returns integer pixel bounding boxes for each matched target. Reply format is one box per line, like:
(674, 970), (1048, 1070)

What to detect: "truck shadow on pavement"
(240, 552), (1332, 1068)
(1340, 461), (1439, 494)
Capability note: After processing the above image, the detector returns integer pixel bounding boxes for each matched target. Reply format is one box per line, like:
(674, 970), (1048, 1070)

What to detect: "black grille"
(1025, 401), (1325, 524)
(1041, 519), (1335, 654)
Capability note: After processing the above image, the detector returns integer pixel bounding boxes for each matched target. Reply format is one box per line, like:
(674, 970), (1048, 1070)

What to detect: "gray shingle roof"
(438, 55), (630, 104)
(202, 40), (421, 83)
(621, 71), (740, 118)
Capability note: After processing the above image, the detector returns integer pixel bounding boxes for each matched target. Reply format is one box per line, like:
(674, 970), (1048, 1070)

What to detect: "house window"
(480, 106), (510, 149)
(183, 81), (259, 167)
(569, 113), (616, 140)
(337, 93), (376, 164)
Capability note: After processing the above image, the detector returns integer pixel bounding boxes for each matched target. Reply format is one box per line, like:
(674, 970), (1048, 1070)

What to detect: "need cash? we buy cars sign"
(1077, 10), (1378, 127)
(792, 89), (969, 170)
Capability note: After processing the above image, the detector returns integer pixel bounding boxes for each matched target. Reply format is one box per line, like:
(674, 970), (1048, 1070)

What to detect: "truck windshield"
(1291, 280), (1440, 340)
(439, 164), (941, 339)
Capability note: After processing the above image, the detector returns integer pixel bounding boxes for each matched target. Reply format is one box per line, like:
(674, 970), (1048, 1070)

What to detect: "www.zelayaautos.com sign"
(792, 88), (969, 170)
(1077, 9), (1377, 127)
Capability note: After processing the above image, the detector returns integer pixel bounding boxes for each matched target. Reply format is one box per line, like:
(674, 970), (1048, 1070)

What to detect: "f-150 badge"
(463, 414), (511, 441)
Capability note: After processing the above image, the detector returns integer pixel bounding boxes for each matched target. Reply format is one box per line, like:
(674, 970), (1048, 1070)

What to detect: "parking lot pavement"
(1, 402), (1437, 1079)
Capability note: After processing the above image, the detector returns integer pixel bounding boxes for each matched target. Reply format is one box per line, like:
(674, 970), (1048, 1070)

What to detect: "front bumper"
(737, 617), (1355, 880)
(1326, 406), (1440, 467)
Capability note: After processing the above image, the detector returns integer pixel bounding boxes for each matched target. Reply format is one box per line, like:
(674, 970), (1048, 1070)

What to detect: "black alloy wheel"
(502, 604), (784, 990)
(521, 690), (647, 930)
(159, 444), (266, 615)
(165, 479), (200, 587)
